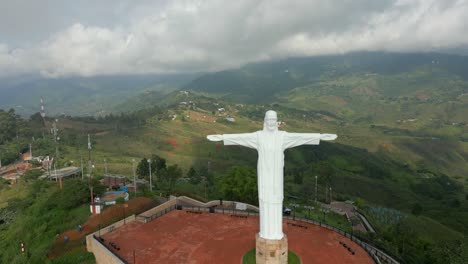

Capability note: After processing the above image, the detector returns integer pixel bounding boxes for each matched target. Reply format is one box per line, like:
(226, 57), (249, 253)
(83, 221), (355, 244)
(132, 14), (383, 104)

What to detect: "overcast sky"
(0, 0), (467, 78)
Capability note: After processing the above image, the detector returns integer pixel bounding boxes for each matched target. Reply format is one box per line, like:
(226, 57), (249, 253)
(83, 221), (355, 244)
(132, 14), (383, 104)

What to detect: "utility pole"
(104, 158), (108, 175)
(132, 159), (137, 197)
(90, 164), (95, 214)
(53, 119), (59, 167)
(148, 159), (152, 192)
(325, 185), (328, 203)
(40, 97), (46, 138)
(54, 163), (58, 182)
(87, 134), (95, 214)
(29, 143), (32, 159)
(315, 175), (318, 203)
(87, 134), (92, 183)
(47, 157), (52, 180)
(80, 154), (84, 180)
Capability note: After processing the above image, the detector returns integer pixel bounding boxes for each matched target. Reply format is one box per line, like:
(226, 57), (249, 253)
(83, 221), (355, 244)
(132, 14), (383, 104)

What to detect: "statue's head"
(263, 110), (278, 132)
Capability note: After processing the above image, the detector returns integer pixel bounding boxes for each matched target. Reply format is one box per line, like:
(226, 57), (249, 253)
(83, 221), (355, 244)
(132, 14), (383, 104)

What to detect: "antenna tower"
(40, 97), (47, 137)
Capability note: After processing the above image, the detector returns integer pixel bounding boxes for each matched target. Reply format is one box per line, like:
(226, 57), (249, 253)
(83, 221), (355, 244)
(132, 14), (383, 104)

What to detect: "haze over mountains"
(1, 51), (467, 117)
(0, 73), (199, 116)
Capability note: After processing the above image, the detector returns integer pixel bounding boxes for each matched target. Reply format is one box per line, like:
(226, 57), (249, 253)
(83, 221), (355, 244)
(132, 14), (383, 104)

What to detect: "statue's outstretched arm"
(320, 134), (337, 141)
(283, 132), (337, 149)
(207, 132), (257, 149)
(207, 135), (223, 141)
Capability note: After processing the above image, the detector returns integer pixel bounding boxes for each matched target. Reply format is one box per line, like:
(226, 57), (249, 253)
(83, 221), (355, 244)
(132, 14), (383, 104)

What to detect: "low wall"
(87, 236), (126, 264)
(176, 196), (259, 212)
(138, 198), (177, 219)
(86, 214), (135, 264)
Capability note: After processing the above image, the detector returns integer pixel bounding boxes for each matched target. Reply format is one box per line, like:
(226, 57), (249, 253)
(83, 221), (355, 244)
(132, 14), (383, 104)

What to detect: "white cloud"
(0, 0), (467, 77)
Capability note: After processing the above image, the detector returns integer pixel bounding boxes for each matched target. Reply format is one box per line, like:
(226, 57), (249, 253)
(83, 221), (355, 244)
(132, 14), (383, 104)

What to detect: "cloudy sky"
(1, 0), (467, 78)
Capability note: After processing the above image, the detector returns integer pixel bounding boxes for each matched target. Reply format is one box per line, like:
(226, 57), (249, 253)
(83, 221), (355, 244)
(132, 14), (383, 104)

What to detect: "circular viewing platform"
(99, 209), (374, 263)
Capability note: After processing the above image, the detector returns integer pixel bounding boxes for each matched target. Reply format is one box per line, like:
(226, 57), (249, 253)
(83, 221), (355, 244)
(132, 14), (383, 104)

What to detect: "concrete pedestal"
(255, 233), (288, 264)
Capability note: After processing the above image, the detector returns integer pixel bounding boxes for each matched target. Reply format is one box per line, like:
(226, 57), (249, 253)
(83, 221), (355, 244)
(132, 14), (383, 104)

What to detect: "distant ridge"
(184, 51), (468, 103)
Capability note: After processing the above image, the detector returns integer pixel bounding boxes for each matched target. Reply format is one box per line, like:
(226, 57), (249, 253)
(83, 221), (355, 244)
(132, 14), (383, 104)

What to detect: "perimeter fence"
(282, 215), (401, 264)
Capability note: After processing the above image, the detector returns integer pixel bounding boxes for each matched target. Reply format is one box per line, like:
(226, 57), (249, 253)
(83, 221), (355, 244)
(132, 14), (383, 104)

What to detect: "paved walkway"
(329, 202), (371, 233)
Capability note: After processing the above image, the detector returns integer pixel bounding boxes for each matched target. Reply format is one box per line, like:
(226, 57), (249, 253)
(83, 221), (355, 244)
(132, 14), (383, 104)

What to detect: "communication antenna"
(40, 97), (47, 137)
(87, 134), (95, 213)
(132, 159), (137, 196)
(80, 153), (84, 180)
(52, 119), (60, 168)
(87, 134), (92, 179)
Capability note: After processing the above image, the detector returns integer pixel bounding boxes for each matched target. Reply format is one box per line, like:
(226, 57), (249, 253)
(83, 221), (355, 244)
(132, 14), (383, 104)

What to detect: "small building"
(101, 174), (127, 188)
(126, 179), (149, 192)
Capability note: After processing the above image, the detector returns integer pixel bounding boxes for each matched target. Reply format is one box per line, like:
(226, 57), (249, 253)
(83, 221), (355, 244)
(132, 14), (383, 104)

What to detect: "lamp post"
(315, 175), (318, 203)
(132, 159), (136, 197)
(148, 159), (152, 192)
(80, 154), (84, 180)
(90, 164), (95, 214)
(98, 209), (102, 237)
(123, 203), (128, 224)
(104, 158), (108, 175)
(54, 163), (58, 182)
(290, 203), (299, 220)
(304, 205), (314, 219)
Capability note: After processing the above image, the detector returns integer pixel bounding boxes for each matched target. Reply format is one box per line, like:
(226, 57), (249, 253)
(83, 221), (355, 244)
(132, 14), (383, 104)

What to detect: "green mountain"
(185, 52), (468, 103)
(181, 52), (468, 178)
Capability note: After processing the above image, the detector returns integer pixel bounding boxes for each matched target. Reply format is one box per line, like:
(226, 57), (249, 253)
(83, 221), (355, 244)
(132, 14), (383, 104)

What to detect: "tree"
(354, 198), (365, 208)
(136, 158), (149, 178)
(187, 167), (201, 184)
(220, 166), (258, 205)
(412, 203), (423, 216)
(147, 154), (167, 184)
(293, 170), (304, 184)
(23, 169), (43, 182)
(165, 164), (182, 193)
(151, 154), (166, 173)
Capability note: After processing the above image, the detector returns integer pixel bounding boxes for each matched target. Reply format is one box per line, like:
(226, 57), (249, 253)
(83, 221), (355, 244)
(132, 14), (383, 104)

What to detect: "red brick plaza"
(102, 210), (374, 264)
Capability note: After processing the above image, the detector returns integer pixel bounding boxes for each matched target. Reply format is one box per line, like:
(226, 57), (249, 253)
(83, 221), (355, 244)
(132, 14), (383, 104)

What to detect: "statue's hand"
(320, 134), (337, 141)
(207, 135), (223, 141)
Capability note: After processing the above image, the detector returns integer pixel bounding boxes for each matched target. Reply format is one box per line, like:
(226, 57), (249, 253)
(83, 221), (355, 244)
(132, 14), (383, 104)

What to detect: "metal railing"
(93, 235), (129, 264)
(282, 215), (400, 264)
(139, 204), (177, 222)
(175, 205), (399, 264)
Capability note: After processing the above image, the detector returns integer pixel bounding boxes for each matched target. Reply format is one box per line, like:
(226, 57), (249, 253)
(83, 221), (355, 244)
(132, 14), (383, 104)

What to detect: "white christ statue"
(207, 110), (337, 240)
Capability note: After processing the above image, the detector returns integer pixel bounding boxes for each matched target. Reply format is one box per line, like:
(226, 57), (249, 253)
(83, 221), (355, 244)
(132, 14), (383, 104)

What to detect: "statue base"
(255, 233), (288, 264)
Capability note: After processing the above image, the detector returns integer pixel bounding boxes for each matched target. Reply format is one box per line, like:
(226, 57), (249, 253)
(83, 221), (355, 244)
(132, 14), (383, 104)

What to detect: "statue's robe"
(223, 130), (321, 240)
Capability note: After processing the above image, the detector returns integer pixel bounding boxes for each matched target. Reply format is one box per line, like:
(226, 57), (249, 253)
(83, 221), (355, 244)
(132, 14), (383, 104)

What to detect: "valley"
(1, 52), (467, 263)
